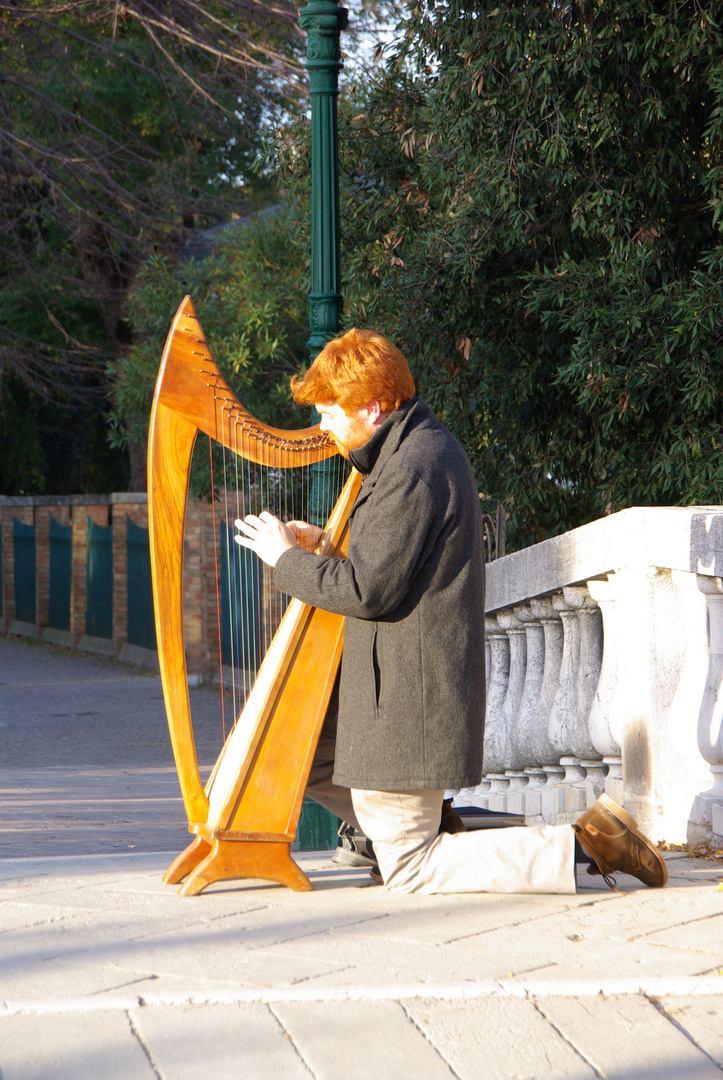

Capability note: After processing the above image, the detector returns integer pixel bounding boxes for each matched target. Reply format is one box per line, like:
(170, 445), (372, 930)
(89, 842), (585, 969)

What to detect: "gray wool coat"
(273, 398), (486, 792)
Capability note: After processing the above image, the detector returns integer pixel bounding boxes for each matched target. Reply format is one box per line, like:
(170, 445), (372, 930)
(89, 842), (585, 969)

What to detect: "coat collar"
(348, 397), (421, 479)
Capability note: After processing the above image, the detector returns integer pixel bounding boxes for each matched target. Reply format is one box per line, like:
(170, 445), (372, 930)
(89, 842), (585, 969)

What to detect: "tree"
(279, 0), (723, 548)
(113, 204), (311, 495)
(0, 0), (304, 491)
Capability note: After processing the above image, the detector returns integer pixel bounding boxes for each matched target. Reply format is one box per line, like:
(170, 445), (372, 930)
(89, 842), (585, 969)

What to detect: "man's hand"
(234, 512), (298, 567)
(286, 520), (324, 552)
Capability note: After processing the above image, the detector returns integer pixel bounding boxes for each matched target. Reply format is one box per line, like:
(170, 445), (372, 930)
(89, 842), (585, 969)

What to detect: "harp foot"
(178, 839), (312, 896)
(163, 834), (212, 885)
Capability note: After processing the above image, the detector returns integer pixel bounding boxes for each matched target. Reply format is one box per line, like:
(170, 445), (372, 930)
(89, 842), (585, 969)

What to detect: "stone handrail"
(460, 506), (723, 846)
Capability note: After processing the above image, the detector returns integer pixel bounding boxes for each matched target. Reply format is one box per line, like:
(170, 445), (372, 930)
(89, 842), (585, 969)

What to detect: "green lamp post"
(298, 0), (349, 361)
(296, 2), (349, 853)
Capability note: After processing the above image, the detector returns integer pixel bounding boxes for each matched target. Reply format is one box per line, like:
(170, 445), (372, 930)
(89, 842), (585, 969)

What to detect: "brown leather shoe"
(440, 799), (467, 835)
(573, 793), (668, 888)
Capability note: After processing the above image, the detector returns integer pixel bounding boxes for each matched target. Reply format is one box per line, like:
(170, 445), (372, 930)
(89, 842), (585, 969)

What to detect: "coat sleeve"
(273, 465), (443, 620)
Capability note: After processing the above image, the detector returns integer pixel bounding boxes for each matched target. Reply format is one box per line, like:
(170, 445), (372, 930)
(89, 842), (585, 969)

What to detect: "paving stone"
(0, 1010), (155, 1080)
(659, 996), (723, 1068)
(333, 897), (568, 945)
(538, 993), (723, 1079)
(131, 1003), (313, 1080)
(273, 999), (457, 1079)
(638, 914), (723, 962)
(406, 996), (598, 1080)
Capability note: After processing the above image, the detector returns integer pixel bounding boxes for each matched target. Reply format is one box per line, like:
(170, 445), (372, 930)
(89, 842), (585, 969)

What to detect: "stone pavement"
(1, 637), (723, 1080)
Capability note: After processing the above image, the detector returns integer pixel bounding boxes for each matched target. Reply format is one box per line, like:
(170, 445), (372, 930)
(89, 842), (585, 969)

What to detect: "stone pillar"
(482, 615), (510, 773)
(612, 565), (695, 840)
(8, 501), (35, 634)
(689, 575), (723, 843)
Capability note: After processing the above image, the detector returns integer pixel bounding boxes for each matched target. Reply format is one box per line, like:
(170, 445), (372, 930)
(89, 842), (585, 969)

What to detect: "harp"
(148, 295), (361, 896)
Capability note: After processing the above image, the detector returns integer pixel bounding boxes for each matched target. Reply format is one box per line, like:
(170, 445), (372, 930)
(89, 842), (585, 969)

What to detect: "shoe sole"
(595, 793), (669, 887)
(331, 850), (377, 869)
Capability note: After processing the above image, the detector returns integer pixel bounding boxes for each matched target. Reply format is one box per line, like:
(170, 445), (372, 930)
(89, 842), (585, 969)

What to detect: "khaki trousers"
(305, 728), (577, 895)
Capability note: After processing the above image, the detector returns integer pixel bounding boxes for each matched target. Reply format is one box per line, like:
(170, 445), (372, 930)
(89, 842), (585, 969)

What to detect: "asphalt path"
(0, 637), (226, 859)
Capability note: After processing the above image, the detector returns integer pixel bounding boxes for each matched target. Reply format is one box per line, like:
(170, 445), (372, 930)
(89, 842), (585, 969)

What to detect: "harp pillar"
(299, 0), (348, 361)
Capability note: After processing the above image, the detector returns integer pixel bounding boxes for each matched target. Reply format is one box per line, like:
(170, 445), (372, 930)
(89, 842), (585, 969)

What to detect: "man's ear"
(363, 399), (384, 425)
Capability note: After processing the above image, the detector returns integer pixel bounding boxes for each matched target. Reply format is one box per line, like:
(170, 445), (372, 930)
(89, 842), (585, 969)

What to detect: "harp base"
(164, 835), (313, 896)
(163, 834), (212, 885)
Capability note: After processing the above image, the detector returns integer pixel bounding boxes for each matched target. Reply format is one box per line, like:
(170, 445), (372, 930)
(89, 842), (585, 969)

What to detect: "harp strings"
(202, 377), (348, 747)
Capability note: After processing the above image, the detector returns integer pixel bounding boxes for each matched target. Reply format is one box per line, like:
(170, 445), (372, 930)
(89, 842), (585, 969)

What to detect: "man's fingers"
(235, 519), (261, 539)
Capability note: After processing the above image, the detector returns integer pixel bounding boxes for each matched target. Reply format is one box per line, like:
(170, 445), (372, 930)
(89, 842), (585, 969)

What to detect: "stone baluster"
(586, 577), (621, 757)
(505, 772), (530, 816)
(486, 774), (510, 812)
(482, 613), (512, 773)
(540, 763), (566, 824)
(549, 586), (602, 760)
(497, 608), (527, 760)
(690, 575), (723, 843)
(507, 602), (545, 770)
(547, 587), (602, 821)
(474, 776), (492, 809)
(528, 595), (564, 768)
(520, 767), (547, 825)
(586, 576), (623, 803)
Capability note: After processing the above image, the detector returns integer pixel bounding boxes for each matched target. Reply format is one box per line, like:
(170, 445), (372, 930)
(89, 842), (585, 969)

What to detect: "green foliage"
(0, 1), (301, 492)
(113, 206), (311, 495)
(281, 0), (723, 547)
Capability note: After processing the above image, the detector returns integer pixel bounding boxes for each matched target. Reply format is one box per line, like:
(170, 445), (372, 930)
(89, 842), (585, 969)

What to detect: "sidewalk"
(1, 637), (723, 1080)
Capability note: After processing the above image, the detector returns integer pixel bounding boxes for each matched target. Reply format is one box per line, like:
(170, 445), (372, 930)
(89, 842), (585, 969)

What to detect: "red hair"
(290, 328), (415, 414)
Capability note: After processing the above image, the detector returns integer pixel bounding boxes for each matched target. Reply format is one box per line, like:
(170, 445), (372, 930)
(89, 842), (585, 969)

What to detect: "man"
(235, 328), (667, 895)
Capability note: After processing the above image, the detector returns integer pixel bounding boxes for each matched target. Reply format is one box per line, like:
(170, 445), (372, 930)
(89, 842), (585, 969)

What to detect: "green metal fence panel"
(295, 797), (341, 852)
(220, 521), (262, 672)
(48, 518), (72, 631)
(12, 518), (35, 624)
(126, 518), (156, 650)
(86, 518), (113, 639)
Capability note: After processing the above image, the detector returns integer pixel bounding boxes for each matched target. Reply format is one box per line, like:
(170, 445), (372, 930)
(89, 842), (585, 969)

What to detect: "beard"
(330, 416), (373, 458)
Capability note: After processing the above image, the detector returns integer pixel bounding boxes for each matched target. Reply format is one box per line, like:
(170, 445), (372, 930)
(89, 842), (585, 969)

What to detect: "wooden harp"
(148, 295), (361, 896)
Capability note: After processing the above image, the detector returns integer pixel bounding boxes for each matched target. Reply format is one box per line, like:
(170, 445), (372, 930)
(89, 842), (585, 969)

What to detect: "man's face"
(316, 403), (376, 458)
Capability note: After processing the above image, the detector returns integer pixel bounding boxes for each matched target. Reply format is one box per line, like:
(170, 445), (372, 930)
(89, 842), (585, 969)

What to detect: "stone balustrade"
(455, 506), (723, 847)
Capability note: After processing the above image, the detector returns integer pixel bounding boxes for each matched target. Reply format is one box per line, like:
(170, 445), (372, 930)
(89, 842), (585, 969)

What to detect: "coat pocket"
(370, 623), (381, 710)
